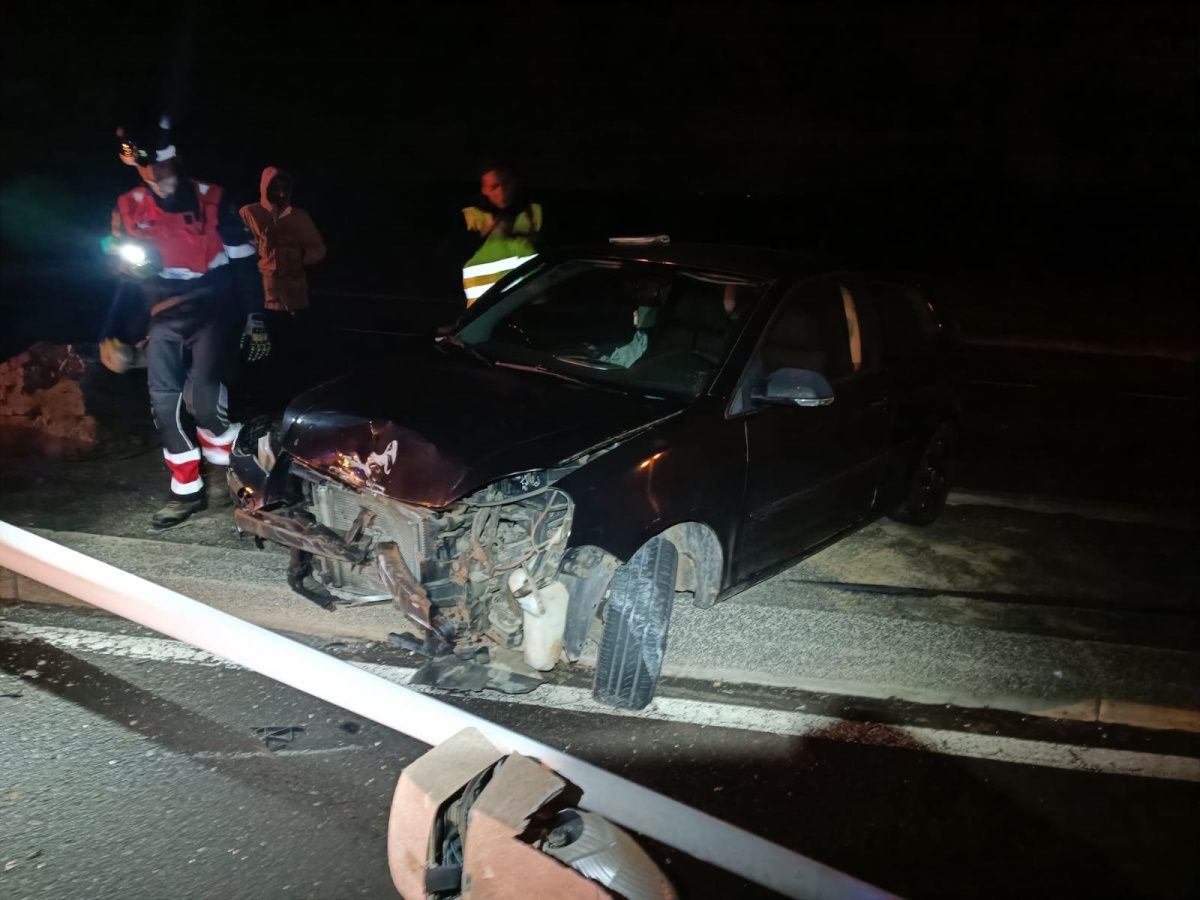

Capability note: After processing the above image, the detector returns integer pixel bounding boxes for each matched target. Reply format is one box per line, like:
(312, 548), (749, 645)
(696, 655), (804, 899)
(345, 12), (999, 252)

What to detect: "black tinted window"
(873, 283), (937, 362)
(759, 280), (855, 381)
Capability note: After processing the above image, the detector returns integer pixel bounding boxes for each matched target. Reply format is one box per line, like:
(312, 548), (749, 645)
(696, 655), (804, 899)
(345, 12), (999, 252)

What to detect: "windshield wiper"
(494, 360), (579, 382)
(553, 354), (621, 371)
(436, 334), (493, 367)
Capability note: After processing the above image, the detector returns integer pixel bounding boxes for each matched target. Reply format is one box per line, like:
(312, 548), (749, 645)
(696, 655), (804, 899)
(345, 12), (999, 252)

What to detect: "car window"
(872, 282), (938, 363)
(757, 280), (856, 381)
(728, 278), (879, 415)
(458, 260), (767, 399)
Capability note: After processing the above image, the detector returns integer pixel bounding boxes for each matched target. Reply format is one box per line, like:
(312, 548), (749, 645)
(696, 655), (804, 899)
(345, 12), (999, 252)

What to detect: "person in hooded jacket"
(240, 167), (326, 403)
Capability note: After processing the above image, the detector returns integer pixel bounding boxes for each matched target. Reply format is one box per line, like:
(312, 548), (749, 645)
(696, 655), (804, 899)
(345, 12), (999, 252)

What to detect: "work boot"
(150, 496), (207, 529)
(204, 462), (232, 507)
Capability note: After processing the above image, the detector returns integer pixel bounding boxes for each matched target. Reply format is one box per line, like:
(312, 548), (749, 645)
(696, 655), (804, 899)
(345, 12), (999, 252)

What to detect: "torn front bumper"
(233, 504), (434, 630)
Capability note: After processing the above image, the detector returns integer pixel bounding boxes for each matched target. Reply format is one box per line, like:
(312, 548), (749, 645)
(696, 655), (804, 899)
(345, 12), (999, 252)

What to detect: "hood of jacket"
(260, 166), (292, 214)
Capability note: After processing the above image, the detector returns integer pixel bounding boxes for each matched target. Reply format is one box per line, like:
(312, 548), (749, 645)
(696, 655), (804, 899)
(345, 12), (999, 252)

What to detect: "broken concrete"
(461, 753), (608, 900)
(387, 728), (675, 900)
(387, 728), (506, 900)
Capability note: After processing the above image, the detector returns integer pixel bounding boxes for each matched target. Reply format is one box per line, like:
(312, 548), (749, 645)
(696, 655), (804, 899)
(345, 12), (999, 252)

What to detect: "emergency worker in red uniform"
(104, 118), (263, 528)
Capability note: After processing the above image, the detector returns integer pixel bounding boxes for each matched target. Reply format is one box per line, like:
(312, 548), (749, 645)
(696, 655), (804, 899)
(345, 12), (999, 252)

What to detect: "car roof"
(543, 242), (840, 281)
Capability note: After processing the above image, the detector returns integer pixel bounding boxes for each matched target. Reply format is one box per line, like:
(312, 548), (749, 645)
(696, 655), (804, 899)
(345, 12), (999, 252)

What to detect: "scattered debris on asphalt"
(252, 725), (305, 750)
(408, 647), (545, 695)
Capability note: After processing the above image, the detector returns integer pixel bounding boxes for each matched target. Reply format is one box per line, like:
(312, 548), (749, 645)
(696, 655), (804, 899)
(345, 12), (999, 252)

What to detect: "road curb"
(946, 490), (1197, 530)
(3, 530), (1199, 737)
(1097, 700), (1200, 734)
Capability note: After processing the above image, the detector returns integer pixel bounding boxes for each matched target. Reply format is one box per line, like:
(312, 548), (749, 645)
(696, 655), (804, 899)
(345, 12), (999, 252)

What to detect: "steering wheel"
(554, 341), (604, 358)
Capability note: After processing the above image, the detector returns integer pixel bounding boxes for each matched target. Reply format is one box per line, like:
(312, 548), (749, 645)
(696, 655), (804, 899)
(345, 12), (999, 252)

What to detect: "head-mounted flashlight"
(116, 128), (150, 167)
(116, 117), (176, 167)
(118, 243), (148, 266)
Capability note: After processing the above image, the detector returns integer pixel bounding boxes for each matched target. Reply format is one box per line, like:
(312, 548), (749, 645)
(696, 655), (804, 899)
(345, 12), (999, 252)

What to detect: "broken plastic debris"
(409, 650), (545, 695)
(253, 725), (305, 750)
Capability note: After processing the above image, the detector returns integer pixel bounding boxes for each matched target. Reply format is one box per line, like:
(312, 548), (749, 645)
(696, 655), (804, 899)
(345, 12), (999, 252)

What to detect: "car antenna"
(608, 235), (670, 245)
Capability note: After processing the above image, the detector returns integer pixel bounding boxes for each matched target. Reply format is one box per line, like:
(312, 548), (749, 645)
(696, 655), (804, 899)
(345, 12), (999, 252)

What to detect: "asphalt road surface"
(3, 599), (1199, 899)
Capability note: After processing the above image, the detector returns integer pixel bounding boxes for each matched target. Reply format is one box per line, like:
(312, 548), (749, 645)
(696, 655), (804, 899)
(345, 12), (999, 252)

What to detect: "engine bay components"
(231, 432), (579, 676)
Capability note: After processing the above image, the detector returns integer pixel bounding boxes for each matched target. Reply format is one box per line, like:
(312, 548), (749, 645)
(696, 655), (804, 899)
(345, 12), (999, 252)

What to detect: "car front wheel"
(592, 537), (679, 710)
(889, 422), (956, 526)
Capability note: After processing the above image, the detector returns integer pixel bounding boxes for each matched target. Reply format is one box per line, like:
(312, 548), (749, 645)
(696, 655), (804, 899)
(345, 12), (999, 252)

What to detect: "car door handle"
(868, 398), (889, 409)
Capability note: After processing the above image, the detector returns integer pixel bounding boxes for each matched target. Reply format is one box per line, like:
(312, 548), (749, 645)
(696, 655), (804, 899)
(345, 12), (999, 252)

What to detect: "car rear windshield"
(457, 259), (768, 399)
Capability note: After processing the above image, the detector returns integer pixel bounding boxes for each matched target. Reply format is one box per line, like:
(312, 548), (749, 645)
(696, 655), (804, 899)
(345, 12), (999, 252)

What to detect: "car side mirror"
(752, 368), (835, 408)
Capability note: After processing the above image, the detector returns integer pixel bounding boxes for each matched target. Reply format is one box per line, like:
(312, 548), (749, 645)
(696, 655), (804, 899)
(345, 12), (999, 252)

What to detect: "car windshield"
(456, 259), (768, 399)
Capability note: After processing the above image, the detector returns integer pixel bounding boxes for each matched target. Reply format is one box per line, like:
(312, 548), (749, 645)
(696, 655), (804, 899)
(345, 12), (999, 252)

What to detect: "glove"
(99, 338), (147, 374)
(240, 314), (271, 363)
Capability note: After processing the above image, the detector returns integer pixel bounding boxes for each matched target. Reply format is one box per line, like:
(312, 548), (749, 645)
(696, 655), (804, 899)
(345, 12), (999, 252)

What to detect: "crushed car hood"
(279, 347), (682, 507)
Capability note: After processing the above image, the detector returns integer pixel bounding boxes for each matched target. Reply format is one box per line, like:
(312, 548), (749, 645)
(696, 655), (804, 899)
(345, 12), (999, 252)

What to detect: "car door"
(733, 276), (890, 580)
(871, 281), (944, 510)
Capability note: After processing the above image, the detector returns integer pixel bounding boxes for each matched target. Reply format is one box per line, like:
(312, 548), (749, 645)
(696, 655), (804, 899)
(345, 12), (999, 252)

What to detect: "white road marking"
(6, 621), (1200, 783)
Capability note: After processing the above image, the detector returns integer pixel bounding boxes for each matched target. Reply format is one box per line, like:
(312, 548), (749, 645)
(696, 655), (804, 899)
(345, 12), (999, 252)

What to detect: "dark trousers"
(100, 279), (151, 344)
(145, 295), (240, 497)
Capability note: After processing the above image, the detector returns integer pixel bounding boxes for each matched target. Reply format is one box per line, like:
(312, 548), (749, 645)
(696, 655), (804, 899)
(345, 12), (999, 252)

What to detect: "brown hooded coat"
(240, 167), (326, 311)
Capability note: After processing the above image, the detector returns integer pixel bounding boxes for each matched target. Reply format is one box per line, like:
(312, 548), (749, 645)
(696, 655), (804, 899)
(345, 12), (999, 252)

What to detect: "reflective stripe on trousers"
(164, 447), (203, 496)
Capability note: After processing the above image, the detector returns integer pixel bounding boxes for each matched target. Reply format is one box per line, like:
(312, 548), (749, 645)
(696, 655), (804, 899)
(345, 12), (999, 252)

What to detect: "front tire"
(593, 537), (678, 710)
(889, 422), (956, 526)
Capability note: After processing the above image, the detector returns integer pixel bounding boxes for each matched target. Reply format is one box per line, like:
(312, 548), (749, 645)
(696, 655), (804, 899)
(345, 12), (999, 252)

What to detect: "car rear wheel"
(592, 537), (678, 710)
(889, 422), (956, 526)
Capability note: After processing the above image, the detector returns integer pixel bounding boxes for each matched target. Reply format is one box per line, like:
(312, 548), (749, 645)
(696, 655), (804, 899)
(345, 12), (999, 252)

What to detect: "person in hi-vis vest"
(460, 160), (543, 306)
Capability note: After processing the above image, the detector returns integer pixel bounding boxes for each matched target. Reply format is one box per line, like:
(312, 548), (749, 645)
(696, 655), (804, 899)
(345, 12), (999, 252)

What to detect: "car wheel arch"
(656, 521), (723, 610)
(559, 521), (723, 653)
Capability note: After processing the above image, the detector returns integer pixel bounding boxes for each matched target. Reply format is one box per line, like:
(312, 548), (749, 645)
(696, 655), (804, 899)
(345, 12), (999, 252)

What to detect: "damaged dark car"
(230, 241), (961, 709)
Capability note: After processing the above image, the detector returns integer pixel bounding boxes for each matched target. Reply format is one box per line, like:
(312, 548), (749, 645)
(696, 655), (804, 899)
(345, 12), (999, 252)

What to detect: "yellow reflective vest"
(461, 203), (542, 305)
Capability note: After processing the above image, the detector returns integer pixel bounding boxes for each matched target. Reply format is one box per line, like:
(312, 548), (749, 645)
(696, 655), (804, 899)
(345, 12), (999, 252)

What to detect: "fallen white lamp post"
(0, 521), (892, 900)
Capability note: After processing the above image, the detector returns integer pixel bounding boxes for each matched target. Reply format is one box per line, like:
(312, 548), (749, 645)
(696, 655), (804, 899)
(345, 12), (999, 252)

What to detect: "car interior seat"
(651, 285), (730, 360)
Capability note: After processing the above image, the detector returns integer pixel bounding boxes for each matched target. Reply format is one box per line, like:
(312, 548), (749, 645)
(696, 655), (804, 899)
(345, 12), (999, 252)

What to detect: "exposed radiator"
(306, 479), (436, 601)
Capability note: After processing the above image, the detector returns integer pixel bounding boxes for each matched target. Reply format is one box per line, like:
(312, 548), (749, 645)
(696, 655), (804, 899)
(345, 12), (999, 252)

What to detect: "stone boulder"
(0, 342), (152, 459)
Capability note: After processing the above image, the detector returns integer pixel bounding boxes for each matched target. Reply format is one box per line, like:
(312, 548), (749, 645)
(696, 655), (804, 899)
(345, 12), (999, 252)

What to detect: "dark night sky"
(2, 1), (1197, 280)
